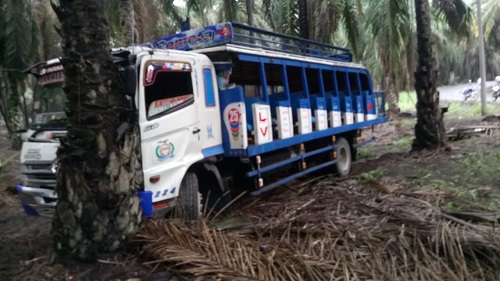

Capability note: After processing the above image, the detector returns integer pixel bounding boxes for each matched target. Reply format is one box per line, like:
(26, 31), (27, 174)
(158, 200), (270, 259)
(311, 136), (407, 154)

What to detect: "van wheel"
(335, 137), (352, 177)
(175, 172), (202, 220)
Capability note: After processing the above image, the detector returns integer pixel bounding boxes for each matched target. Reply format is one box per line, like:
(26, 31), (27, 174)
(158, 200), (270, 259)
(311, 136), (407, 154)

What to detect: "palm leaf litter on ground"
(137, 176), (500, 281)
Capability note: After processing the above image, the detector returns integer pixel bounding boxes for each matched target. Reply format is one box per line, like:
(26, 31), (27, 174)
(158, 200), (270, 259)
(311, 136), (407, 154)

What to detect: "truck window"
(145, 71), (194, 119)
(322, 70), (334, 92)
(286, 66), (304, 93)
(348, 72), (359, 92)
(305, 68), (320, 95)
(360, 73), (370, 91)
(336, 71), (348, 92)
(204, 69), (216, 106)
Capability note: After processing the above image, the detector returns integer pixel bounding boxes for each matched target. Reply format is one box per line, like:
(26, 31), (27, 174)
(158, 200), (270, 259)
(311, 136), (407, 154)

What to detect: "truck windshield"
(32, 82), (66, 129)
(144, 63), (194, 119)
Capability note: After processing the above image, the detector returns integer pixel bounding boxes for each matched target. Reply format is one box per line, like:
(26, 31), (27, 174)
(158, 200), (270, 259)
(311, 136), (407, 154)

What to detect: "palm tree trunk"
(381, 51), (399, 118)
(52, 0), (141, 261)
(412, 0), (446, 150)
(298, 0), (309, 39)
(20, 85), (29, 129)
(120, 0), (135, 45)
(246, 0), (255, 42)
(246, 0), (254, 27)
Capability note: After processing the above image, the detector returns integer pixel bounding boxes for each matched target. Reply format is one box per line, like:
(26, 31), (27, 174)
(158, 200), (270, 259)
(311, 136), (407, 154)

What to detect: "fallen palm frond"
(137, 177), (500, 281)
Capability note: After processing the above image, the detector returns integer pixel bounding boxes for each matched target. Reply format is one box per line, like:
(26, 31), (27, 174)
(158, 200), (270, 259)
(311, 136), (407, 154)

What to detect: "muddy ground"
(0, 114), (499, 281)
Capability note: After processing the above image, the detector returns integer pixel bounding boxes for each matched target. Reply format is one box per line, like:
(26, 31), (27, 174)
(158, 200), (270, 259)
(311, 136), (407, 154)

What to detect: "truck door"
(138, 55), (202, 203)
(197, 63), (223, 157)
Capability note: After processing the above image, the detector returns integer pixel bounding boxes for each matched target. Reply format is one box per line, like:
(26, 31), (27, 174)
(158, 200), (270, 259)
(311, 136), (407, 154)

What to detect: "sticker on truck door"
(155, 140), (175, 161)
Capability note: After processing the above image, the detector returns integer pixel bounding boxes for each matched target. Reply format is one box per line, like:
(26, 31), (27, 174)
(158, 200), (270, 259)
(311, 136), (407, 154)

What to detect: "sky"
(173, 0), (186, 8)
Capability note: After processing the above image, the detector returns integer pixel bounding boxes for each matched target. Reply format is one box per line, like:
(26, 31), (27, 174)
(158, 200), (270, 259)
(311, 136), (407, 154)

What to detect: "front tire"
(334, 137), (352, 177)
(175, 172), (201, 220)
(471, 92), (479, 101)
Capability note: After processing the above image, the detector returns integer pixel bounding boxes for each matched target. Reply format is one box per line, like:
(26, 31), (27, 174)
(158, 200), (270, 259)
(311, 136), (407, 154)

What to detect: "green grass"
(412, 148), (500, 212)
(398, 91), (417, 112)
(446, 102), (500, 119)
(360, 167), (385, 182)
(393, 137), (412, 150)
(396, 90), (500, 118)
(356, 148), (372, 160)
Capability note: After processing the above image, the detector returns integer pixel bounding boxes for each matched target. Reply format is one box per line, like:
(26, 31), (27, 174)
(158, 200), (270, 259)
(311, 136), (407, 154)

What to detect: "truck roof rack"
(149, 22), (353, 63)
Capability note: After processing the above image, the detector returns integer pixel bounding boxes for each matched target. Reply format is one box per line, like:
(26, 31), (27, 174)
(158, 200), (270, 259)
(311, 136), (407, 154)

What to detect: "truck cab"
(18, 58), (66, 217)
(137, 50), (224, 215)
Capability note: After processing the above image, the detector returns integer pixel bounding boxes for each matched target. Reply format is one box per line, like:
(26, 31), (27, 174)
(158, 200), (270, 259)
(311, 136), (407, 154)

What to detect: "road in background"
(438, 80), (497, 101)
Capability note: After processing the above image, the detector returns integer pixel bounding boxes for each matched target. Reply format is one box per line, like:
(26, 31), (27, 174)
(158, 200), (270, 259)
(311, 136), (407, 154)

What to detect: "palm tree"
(52, 0), (141, 261)
(262, 0), (361, 54)
(246, 0), (254, 27)
(298, 0), (309, 39)
(0, 0), (38, 140)
(119, 0), (135, 45)
(412, 0), (444, 150)
(365, 0), (412, 117)
(412, 0), (472, 150)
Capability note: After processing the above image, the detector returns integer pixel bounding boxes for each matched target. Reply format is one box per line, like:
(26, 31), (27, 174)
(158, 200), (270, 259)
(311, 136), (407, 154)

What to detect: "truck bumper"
(16, 185), (56, 217)
(17, 185), (172, 219)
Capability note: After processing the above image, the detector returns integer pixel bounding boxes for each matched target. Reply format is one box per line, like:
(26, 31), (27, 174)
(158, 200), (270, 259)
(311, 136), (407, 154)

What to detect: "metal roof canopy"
(195, 44), (367, 90)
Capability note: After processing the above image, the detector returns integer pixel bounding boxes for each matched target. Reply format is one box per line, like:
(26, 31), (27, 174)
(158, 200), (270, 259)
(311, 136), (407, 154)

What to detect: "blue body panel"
(138, 191), (153, 217)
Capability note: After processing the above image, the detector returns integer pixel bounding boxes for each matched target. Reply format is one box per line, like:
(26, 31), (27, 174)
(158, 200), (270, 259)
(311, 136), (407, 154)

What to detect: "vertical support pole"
(319, 70), (325, 98)
(299, 143), (306, 170)
(477, 0), (487, 116)
(333, 70), (339, 96)
(301, 67), (310, 98)
(259, 62), (269, 102)
(282, 65), (291, 100)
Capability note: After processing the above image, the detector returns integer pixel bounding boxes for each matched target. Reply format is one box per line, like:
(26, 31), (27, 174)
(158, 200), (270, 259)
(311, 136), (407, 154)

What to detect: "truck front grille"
(20, 162), (56, 189)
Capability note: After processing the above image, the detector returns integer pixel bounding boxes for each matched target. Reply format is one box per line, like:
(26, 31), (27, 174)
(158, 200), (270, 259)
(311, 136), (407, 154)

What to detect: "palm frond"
(340, 0), (361, 58)
(2, 0), (35, 69)
(482, 0), (500, 45)
(432, 0), (473, 38)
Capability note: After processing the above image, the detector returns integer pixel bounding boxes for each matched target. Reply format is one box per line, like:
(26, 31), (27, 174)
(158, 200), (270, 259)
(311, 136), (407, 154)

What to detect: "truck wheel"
(176, 172), (202, 220)
(335, 137), (351, 177)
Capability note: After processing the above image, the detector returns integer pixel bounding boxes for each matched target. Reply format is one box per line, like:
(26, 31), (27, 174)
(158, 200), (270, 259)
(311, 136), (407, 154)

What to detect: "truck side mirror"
(123, 66), (136, 98)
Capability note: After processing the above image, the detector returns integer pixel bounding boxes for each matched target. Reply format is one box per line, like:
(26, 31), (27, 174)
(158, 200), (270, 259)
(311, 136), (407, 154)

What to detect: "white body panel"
(355, 113), (365, 123)
(330, 111), (342, 127)
(314, 109), (328, 131)
(365, 114), (377, 121)
(277, 106), (293, 139)
(252, 103), (273, 144)
(297, 108), (312, 134)
(343, 112), (354, 125)
(223, 102), (248, 149)
(20, 141), (59, 163)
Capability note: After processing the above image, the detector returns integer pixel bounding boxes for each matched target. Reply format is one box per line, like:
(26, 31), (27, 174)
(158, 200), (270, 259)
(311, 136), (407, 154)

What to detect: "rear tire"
(334, 137), (352, 177)
(176, 172), (201, 220)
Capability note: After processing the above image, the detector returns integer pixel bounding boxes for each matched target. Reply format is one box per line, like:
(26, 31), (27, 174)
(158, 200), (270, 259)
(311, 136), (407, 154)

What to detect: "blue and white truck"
(17, 22), (386, 219)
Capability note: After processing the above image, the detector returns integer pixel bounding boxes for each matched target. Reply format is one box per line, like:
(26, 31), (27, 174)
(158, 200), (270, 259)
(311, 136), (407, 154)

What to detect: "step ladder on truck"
(17, 22), (387, 219)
